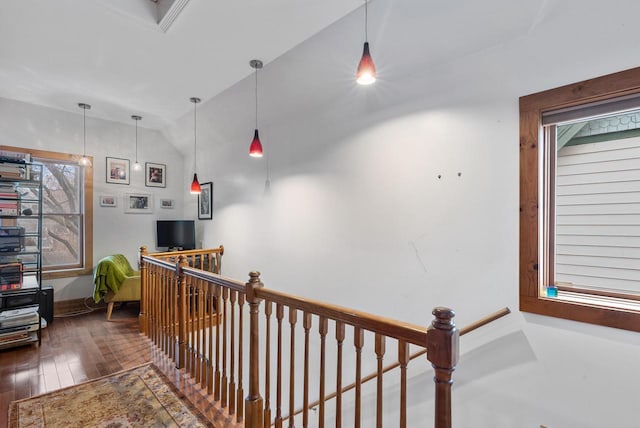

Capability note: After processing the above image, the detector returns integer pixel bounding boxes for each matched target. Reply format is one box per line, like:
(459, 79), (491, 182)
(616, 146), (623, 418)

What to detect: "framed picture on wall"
(106, 157), (130, 185)
(198, 182), (213, 220)
(145, 162), (166, 188)
(125, 193), (153, 214)
(99, 195), (117, 207)
(160, 198), (174, 209)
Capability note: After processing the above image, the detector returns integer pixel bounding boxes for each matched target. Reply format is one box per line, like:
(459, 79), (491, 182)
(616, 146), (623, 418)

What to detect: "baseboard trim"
(54, 298), (106, 317)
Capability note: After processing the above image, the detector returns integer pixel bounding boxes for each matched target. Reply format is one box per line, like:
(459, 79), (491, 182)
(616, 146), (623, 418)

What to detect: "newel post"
(177, 255), (188, 369)
(139, 245), (148, 334)
(245, 271), (264, 428)
(426, 307), (459, 428)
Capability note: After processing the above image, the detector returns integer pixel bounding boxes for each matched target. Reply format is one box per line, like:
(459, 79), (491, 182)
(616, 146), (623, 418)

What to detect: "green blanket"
(93, 254), (135, 303)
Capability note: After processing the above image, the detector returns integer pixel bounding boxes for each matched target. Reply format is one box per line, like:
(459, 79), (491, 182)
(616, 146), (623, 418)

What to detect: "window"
(520, 68), (640, 332)
(0, 146), (93, 278)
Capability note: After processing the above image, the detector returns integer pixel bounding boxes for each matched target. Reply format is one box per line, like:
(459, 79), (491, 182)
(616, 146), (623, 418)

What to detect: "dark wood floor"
(0, 303), (242, 428)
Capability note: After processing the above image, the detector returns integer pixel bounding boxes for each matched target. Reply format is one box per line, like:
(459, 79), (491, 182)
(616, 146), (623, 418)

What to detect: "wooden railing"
(139, 247), (509, 428)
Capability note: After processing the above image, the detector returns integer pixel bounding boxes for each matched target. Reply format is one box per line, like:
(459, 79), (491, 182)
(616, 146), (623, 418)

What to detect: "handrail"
(150, 244), (224, 258)
(257, 287), (429, 347)
(182, 266), (246, 293)
(282, 307), (511, 424)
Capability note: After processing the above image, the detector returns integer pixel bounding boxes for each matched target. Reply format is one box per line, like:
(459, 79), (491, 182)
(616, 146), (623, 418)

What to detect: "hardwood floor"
(0, 303), (242, 428)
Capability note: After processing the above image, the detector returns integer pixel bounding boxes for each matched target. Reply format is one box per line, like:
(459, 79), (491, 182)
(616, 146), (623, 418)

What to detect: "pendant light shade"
(189, 97), (201, 195)
(356, 41), (376, 85)
(249, 129), (263, 158)
(78, 103), (92, 166)
(249, 59), (264, 158)
(356, 0), (376, 85)
(190, 173), (201, 194)
(132, 115), (142, 172)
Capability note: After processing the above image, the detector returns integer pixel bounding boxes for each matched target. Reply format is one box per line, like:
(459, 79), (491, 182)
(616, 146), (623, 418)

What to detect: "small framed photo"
(106, 157), (130, 185)
(198, 182), (213, 220)
(145, 162), (166, 188)
(99, 195), (117, 207)
(160, 198), (174, 209)
(125, 193), (153, 214)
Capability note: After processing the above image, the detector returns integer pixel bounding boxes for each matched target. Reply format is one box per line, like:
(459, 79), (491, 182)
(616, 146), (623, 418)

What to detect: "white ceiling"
(0, 0), (362, 129)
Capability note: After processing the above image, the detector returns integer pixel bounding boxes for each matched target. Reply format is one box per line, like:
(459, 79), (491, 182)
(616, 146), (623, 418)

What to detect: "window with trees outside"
(520, 68), (640, 332)
(1, 146), (93, 278)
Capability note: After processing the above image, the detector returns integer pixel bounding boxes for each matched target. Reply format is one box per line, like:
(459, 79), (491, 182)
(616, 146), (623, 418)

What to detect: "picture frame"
(160, 198), (174, 209)
(106, 157), (130, 185)
(124, 193), (153, 214)
(198, 182), (213, 220)
(145, 162), (166, 188)
(99, 195), (117, 207)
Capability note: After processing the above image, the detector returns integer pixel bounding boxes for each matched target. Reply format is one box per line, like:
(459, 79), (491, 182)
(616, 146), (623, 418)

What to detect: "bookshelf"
(0, 160), (44, 349)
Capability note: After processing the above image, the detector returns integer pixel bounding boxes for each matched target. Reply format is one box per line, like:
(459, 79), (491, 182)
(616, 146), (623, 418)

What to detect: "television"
(156, 220), (196, 250)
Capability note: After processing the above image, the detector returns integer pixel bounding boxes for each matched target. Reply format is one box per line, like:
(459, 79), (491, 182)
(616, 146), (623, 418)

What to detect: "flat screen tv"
(156, 220), (196, 250)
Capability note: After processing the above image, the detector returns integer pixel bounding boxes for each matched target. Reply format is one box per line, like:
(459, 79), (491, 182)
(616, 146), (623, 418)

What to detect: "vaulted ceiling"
(0, 0), (362, 129)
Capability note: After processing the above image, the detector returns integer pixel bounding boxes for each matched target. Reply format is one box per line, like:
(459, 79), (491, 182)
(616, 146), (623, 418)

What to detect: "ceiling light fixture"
(77, 103), (92, 166)
(132, 115), (143, 172)
(249, 59), (264, 158)
(356, 0), (376, 85)
(189, 97), (202, 195)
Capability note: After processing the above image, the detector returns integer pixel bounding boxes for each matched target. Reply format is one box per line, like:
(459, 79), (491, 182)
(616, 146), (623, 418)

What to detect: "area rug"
(9, 363), (212, 427)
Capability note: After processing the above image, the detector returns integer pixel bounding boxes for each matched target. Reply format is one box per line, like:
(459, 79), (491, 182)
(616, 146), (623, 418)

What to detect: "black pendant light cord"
(83, 107), (87, 157)
(364, 0), (368, 42)
(135, 119), (138, 162)
(255, 67), (259, 129)
(193, 100), (197, 172)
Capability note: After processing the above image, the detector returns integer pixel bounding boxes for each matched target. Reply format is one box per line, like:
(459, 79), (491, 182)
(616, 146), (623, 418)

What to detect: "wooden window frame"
(0, 146), (93, 279)
(520, 67), (640, 332)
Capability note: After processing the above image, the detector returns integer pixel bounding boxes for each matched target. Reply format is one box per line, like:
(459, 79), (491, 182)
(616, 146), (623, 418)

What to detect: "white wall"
(166, 0), (640, 427)
(0, 97), (185, 300)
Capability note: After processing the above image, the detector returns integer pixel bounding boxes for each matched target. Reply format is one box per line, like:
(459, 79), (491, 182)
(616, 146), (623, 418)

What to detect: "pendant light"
(249, 59), (264, 158)
(356, 0), (376, 85)
(77, 103), (92, 166)
(132, 115), (143, 171)
(190, 97), (202, 195)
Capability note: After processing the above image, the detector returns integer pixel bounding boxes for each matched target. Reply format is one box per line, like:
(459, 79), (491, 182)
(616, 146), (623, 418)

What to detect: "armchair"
(93, 254), (141, 320)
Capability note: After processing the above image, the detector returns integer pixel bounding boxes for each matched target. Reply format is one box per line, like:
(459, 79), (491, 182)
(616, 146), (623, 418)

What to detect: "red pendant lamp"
(249, 59), (264, 158)
(356, 0), (376, 85)
(189, 97), (202, 194)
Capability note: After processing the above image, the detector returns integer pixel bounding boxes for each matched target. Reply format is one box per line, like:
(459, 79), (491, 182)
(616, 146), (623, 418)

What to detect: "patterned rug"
(9, 363), (212, 427)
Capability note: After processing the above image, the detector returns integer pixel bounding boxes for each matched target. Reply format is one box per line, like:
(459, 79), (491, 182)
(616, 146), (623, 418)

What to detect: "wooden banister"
(140, 245), (510, 428)
(281, 307), (511, 424)
(256, 288), (428, 347)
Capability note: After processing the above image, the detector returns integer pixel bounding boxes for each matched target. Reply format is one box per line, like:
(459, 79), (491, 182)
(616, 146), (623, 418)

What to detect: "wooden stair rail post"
(177, 255), (188, 369)
(426, 307), (459, 428)
(139, 245), (148, 334)
(245, 271), (265, 428)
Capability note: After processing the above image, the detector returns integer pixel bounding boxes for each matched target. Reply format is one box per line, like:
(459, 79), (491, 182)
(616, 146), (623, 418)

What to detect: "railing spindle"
(318, 317), (328, 428)
(275, 303), (284, 428)
(288, 308), (298, 428)
(335, 321), (345, 428)
(264, 301), (273, 428)
(303, 312), (312, 428)
(237, 292), (246, 422)
(222, 287), (229, 408)
(398, 340), (409, 428)
(354, 326), (364, 428)
(375, 334), (385, 428)
(207, 283), (214, 395)
(177, 256), (188, 369)
(229, 290), (237, 415)
(214, 285), (222, 401)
